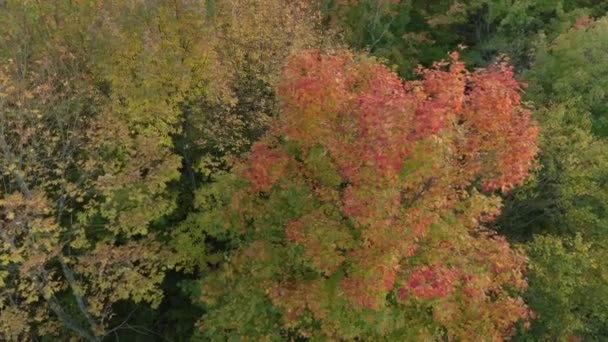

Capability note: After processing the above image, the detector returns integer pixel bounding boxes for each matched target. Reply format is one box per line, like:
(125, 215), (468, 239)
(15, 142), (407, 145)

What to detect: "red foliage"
(399, 265), (459, 300)
(575, 15), (593, 29)
(244, 142), (291, 192)
(408, 52), (538, 192)
(239, 49), (537, 338)
(278, 49), (537, 198)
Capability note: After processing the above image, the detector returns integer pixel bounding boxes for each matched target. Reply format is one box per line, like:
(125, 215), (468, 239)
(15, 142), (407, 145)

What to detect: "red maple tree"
(200, 50), (538, 340)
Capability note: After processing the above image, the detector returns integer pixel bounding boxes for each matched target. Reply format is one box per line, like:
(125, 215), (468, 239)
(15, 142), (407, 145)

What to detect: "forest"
(1, 0), (608, 340)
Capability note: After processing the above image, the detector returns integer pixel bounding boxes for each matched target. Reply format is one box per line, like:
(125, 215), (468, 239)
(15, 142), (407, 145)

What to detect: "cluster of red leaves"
(241, 50), (537, 338)
(410, 51), (538, 192)
(461, 59), (539, 192)
(575, 15), (593, 29)
(399, 265), (459, 300)
(275, 49), (537, 207)
(244, 143), (291, 193)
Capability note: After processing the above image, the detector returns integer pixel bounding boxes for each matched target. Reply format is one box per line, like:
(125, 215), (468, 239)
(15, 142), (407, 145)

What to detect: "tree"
(184, 50), (538, 340)
(520, 235), (608, 340)
(320, 0), (605, 74)
(497, 16), (608, 339)
(320, 0), (418, 76)
(179, 0), (323, 176)
(168, 0), (328, 311)
(525, 17), (608, 136)
(0, 1), (215, 339)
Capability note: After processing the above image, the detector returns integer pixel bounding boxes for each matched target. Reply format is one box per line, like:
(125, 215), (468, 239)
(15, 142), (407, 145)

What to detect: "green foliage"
(321, 0), (418, 75)
(498, 13), (608, 341)
(526, 17), (608, 136)
(520, 235), (608, 340)
(499, 104), (608, 240)
(322, 0), (605, 74)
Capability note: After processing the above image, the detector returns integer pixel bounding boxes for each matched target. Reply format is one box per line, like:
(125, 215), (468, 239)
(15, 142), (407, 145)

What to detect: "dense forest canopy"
(0, 0), (607, 340)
